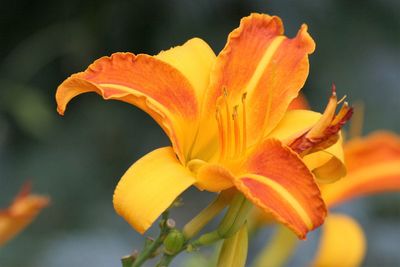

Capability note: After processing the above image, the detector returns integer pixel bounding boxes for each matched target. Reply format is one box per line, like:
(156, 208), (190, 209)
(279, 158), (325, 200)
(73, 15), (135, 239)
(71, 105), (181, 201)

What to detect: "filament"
(216, 107), (226, 160)
(232, 105), (240, 157)
(241, 93), (247, 154)
(223, 87), (232, 157)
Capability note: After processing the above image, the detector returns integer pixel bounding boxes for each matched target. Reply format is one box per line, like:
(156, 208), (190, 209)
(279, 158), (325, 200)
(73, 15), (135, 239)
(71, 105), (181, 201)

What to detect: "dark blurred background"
(0, 1), (399, 266)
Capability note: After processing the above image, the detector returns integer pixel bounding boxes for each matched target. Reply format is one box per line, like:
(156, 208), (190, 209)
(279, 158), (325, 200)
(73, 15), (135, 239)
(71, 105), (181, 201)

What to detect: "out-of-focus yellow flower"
(56, 14), (351, 238)
(0, 183), (49, 246)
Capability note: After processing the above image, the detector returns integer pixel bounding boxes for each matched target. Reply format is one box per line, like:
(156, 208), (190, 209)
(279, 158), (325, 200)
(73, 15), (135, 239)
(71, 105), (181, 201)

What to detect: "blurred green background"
(1, 0), (399, 266)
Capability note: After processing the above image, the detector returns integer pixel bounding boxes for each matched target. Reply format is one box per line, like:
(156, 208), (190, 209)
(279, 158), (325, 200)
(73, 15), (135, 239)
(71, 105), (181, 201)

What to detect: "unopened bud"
(163, 229), (185, 255)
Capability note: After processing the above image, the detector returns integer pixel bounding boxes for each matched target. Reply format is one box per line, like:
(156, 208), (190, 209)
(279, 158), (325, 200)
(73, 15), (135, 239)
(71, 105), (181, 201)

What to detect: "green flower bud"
(217, 222), (248, 267)
(163, 229), (185, 255)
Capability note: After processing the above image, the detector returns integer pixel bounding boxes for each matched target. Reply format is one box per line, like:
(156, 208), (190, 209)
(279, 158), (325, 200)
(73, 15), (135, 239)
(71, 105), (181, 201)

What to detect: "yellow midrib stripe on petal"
(99, 83), (157, 98)
(244, 36), (285, 94)
(245, 173), (313, 229)
(99, 82), (183, 115)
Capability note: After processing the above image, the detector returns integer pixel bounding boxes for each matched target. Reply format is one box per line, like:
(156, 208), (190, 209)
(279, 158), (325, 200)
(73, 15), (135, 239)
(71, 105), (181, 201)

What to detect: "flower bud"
(163, 229), (185, 255)
(217, 222), (248, 267)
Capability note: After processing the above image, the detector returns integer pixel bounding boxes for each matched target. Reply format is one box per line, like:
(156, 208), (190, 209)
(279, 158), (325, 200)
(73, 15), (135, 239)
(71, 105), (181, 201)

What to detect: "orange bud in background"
(0, 182), (49, 246)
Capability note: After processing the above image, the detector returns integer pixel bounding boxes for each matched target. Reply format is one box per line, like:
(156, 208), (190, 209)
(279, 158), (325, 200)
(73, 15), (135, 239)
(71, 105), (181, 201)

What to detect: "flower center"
(215, 88), (248, 161)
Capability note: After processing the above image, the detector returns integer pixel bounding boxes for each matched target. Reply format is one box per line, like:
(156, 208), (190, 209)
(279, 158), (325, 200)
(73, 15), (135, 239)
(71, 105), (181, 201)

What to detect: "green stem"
(189, 193), (253, 249)
(121, 255), (135, 267)
(216, 223), (248, 267)
(156, 254), (175, 267)
(131, 211), (170, 267)
(218, 194), (252, 238)
(183, 193), (230, 239)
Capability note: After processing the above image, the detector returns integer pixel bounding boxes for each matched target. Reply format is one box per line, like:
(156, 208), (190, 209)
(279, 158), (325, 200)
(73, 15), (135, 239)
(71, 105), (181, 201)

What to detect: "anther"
(215, 107), (226, 160)
(223, 87), (228, 98)
(232, 105), (240, 156)
(241, 92), (247, 102)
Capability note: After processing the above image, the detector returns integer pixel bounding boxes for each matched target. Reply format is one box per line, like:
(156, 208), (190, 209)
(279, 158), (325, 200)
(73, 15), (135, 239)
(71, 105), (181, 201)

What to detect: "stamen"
(215, 107), (226, 160)
(241, 93), (247, 154)
(232, 105), (240, 157)
(223, 87), (232, 157)
(331, 101), (350, 125)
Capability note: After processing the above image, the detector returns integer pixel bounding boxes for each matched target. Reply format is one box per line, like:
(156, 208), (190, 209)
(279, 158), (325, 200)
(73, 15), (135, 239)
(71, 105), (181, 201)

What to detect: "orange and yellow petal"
(312, 214), (366, 267)
(322, 131), (400, 207)
(56, 52), (201, 162)
(0, 184), (49, 246)
(113, 147), (195, 234)
(201, 13), (315, 149)
(234, 139), (326, 239)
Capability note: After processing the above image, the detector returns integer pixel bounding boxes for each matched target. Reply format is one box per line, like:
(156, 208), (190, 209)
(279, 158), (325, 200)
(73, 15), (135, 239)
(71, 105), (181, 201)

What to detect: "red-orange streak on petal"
(241, 178), (309, 238)
(238, 139), (326, 238)
(247, 24), (315, 138)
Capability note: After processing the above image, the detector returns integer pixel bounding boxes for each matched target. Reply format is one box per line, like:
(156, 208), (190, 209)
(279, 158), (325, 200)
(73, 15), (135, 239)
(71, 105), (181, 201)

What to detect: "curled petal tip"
(56, 107), (65, 116)
(297, 23), (315, 54)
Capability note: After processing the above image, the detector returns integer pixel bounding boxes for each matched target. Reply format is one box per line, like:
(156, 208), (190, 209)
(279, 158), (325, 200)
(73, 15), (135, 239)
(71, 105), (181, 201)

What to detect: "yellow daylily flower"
(0, 183), (49, 246)
(56, 13), (351, 239)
